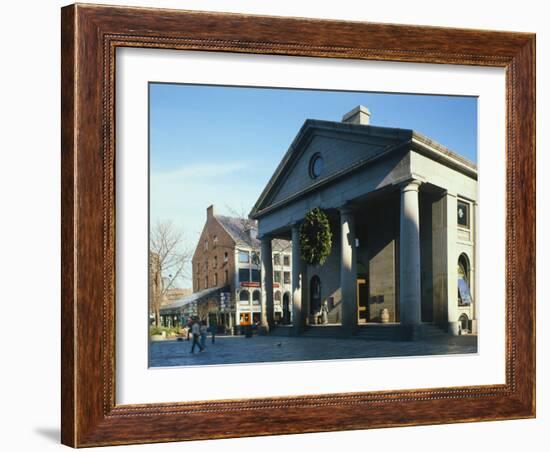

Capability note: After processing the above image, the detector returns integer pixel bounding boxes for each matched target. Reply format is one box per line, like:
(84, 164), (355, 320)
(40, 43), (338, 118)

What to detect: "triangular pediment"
(251, 120), (411, 216)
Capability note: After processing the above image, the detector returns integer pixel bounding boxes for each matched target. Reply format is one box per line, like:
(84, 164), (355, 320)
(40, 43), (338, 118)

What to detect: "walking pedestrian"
(321, 300), (329, 324)
(190, 319), (204, 353)
(209, 320), (217, 344)
(186, 318), (193, 341)
(200, 320), (208, 349)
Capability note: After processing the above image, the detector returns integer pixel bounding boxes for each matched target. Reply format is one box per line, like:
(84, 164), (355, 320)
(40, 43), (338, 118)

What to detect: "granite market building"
(159, 205), (293, 333)
(250, 106), (477, 339)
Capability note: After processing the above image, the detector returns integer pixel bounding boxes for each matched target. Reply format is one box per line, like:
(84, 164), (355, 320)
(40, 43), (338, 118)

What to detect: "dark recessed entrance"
(310, 275), (321, 315)
(357, 278), (369, 323)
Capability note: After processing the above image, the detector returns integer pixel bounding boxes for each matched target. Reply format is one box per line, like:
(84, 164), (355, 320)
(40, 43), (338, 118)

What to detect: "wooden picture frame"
(61, 3), (535, 447)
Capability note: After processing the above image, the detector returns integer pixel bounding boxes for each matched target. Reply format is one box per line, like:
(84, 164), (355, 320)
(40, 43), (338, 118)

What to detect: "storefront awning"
(160, 285), (230, 314)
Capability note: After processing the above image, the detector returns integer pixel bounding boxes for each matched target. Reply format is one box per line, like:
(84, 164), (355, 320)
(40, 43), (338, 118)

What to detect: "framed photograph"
(61, 3), (535, 447)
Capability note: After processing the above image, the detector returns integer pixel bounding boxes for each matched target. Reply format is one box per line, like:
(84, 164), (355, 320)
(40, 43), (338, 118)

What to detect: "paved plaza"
(149, 334), (477, 367)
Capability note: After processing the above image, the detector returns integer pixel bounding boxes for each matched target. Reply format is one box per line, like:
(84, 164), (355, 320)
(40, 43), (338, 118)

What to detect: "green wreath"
(300, 208), (333, 266)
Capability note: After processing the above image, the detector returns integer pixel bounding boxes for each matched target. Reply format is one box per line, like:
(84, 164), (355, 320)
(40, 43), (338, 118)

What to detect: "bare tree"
(225, 204), (292, 253)
(225, 205), (256, 238)
(149, 220), (192, 326)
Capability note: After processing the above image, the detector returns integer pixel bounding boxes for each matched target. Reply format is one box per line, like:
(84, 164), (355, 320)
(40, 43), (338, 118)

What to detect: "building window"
(213, 235), (218, 246)
(283, 254), (290, 266)
(224, 269), (228, 284)
(239, 268), (250, 282)
(252, 290), (261, 305)
(274, 290), (282, 304)
(251, 251), (260, 265)
(238, 250), (249, 263)
(214, 273), (218, 286)
(459, 313), (469, 332)
(458, 254), (473, 306)
(251, 269), (261, 282)
(239, 290), (250, 303)
(283, 271), (291, 284)
(205, 276), (209, 288)
(224, 252), (228, 263)
(213, 255), (218, 268)
(274, 271), (281, 283)
(204, 239), (208, 251)
(457, 200), (470, 229)
(273, 253), (281, 266)
(309, 153), (324, 179)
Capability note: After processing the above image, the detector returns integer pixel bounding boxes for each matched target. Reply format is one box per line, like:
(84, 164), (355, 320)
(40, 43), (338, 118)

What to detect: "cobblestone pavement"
(149, 334), (477, 367)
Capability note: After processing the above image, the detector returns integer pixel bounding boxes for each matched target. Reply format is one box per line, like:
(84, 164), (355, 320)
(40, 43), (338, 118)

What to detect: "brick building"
(160, 205), (292, 333)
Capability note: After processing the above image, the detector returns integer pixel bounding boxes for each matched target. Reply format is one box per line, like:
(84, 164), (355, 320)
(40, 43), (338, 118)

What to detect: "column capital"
(399, 178), (423, 192)
(339, 203), (356, 216)
(257, 233), (272, 241)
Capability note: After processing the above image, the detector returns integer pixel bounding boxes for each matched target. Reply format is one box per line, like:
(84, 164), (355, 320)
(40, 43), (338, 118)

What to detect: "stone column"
(260, 237), (274, 333)
(399, 180), (422, 332)
(291, 223), (305, 335)
(340, 207), (357, 332)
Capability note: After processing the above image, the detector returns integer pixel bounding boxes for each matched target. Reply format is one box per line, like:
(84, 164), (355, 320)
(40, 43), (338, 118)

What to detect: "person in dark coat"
(209, 320), (217, 344)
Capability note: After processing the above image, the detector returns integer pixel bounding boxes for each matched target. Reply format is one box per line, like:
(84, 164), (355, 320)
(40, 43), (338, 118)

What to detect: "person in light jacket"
(190, 319), (204, 353)
(321, 300), (329, 324)
(199, 320), (208, 349)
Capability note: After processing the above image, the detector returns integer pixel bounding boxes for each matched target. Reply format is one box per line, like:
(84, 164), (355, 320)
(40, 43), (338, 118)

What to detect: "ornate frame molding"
(61, 4), (535, 447)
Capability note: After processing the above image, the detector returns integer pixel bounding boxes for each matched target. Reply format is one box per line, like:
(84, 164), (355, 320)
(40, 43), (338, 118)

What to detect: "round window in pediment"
(309, 153), (324, 179)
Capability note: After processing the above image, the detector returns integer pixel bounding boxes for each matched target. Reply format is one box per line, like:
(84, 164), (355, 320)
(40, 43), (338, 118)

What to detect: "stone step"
(355, 326), (403, 341)
(356, 324), (448, 341)
(269, 326), (294, 337)
(300, 326), (348, 338)
(272, 324), (449, 340)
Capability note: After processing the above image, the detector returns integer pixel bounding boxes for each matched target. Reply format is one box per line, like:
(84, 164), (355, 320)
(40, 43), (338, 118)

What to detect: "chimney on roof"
(207, 205), (214, 220)
(342, 105), (371, 125)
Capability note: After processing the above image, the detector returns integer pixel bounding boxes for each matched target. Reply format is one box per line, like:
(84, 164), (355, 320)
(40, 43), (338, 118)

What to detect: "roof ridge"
(215, 213), (257, 223)
(214, 214), (260, 248)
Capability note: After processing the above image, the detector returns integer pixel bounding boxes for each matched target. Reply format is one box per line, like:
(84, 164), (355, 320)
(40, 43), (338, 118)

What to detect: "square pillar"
(445, 193), (459, 335)
(471, 201), (478, 335)
(399, 180), (422, 333)
(260, 237), (274, 332)
(432, 191), (460, 335)
(340, 207), (357, 332)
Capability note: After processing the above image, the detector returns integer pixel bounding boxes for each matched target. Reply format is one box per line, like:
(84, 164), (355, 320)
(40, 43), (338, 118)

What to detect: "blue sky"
(149, 83), (477, 287)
